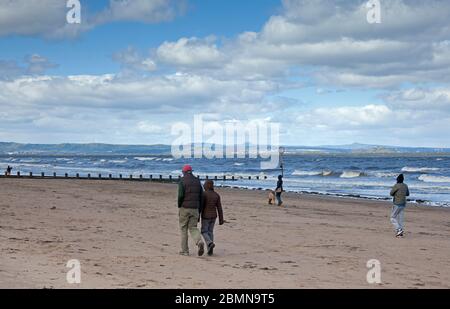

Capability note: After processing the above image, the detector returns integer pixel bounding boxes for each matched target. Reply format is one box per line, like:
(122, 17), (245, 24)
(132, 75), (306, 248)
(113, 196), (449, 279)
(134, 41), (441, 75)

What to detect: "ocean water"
(1, 154), (449, 207)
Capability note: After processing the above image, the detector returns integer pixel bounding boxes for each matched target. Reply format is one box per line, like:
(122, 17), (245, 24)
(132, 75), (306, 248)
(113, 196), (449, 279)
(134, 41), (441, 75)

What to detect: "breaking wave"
(134, 157), (156, 161)
(373, 172), (399, 178)
(418, 175), (450, 183)
(108, 160), (127, 164)
(401, 166), (440, 173)
(340, 171), (364, 178)
(292, 170), (333, 176)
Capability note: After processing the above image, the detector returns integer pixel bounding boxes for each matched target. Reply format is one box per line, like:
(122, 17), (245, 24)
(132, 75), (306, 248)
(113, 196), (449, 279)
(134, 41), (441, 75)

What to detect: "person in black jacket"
(177, 165), (205, 256)
(275, 175), (283, 206)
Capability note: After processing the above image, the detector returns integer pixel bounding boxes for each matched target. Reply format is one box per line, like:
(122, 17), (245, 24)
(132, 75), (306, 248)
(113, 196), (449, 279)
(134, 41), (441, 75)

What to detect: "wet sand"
(0, 178), (449, 288)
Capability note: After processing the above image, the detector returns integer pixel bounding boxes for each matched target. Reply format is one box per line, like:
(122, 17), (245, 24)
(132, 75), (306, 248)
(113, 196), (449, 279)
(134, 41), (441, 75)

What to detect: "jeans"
(179, 208), (203, 253)
(390, 204), (406, 232)
(201, 218), (216, 247)
(276, 192), (283, 206)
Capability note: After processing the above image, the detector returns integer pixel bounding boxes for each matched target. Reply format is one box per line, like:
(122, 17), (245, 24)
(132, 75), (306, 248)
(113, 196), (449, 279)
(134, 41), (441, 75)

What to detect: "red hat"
(182, 165), (193, 173)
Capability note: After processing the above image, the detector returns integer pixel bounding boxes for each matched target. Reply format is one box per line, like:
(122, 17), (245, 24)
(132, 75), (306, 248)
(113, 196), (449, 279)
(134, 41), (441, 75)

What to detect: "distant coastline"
(1, 141), (450, 156)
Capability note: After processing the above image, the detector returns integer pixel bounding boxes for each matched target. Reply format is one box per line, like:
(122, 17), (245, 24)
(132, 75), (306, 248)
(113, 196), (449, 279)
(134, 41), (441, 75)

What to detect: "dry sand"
(0, 178), (449, 289)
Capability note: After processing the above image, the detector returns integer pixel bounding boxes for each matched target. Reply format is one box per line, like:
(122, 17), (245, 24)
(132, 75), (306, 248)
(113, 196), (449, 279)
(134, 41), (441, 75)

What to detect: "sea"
(1, 154), (449, 207)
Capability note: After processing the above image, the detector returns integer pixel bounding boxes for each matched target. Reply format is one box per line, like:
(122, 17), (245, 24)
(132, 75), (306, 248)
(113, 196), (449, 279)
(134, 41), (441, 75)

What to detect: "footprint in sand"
(259, 267), (278, 271)
(241, 263), (258, 269)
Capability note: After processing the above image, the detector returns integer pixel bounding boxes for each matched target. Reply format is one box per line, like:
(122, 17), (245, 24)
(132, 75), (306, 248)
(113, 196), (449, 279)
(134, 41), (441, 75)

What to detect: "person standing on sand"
(178, 165), (205, 256)
(390, 174), (410, 238)
(6, 165), (12, 176)
(275, 175), (284, 206)
(201, 180), (224, 256)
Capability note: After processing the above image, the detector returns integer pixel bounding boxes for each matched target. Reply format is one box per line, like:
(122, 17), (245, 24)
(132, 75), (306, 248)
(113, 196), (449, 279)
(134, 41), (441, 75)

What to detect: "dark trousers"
(276, 192), (282, 205)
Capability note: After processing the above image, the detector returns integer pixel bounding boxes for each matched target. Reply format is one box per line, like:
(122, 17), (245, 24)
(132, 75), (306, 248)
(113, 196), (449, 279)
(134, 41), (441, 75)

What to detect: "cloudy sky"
(1, 0), (449, 147)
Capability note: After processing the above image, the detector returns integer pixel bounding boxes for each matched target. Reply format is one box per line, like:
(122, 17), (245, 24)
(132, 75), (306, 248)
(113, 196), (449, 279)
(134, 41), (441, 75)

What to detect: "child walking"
(201, 180), (224, 256)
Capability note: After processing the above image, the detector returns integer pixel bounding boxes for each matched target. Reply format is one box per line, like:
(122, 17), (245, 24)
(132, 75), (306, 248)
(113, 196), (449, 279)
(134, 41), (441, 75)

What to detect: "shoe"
(395, 230), (404, 238)
(179, 251), (189, 256)
(198, 242), (205, 256)
(207, 243), (215, 256)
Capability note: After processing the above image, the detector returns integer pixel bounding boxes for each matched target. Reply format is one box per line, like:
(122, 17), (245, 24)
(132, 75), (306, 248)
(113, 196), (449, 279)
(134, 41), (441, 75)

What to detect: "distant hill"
(285, 143), (450, 154)
(0, 142), (172, 155)
(0, 142), (449, 155)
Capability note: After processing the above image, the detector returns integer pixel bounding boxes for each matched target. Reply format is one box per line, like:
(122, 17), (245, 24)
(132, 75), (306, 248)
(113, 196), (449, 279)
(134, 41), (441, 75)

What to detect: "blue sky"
(1, 0), (450, 147)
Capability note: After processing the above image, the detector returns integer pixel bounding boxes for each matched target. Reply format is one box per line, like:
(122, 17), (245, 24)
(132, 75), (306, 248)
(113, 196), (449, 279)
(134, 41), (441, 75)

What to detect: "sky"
(0, 0), (450, 147)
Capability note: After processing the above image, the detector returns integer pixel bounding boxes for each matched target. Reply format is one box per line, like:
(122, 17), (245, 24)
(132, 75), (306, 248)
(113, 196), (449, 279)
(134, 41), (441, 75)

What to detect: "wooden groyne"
(0, 171), (269, 182)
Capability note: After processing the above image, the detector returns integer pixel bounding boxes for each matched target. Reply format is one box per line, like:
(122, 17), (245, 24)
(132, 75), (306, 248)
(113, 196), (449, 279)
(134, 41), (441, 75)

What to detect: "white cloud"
(24, 54), (59, 74)
(0, 0), (185, 38)
(0, 60), (24, 79)
(0, 0), (66, 37)
(297, 104), (393, 129)
(0, 71), (282, 143)
(290, 102), (450, 147)
(137, 121), (163, 134)
(157, 37), (225, 68)
(113, 47), (157, 73)
(385, 88), (450, 110)
(266, 0), (450, 43)
(94, 0), (184, 25)
(133, 0), (450, 88)
(314, 72), (418, 89)
(0, 72), (278, 115)
(0, 55), (57, 79)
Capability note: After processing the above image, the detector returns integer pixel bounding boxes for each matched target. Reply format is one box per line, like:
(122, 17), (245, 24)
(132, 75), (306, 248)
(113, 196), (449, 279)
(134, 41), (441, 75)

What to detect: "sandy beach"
(0, 178), (449, 289)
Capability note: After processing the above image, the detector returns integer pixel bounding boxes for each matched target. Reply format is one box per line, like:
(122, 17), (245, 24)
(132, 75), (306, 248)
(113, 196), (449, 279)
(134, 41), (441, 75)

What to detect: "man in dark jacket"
(177, 165), (205, 256)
